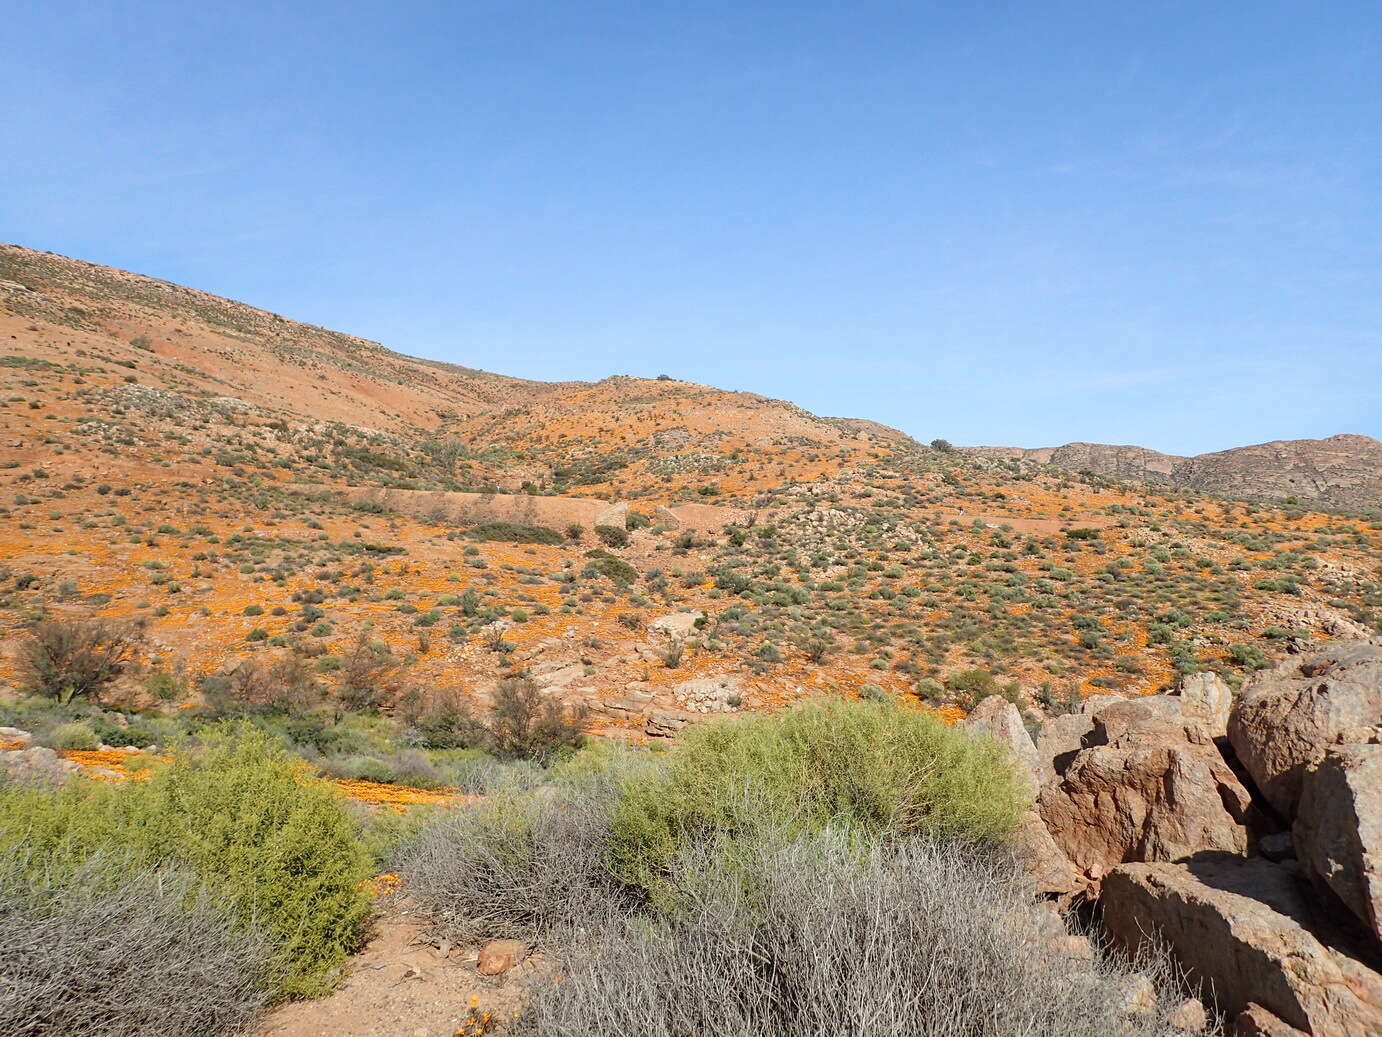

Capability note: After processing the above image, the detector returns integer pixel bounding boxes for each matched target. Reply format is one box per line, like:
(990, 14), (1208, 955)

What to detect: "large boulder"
(963, 695), (1041, 800)
(1102, 857), (1382, 1035)
(647, 611), (705, 641)
(1294, 744), (1382, 946)
(1228, 639), (1382, 819)
(964, 696), (1082, 898)
(1089, 695), (1199, 744)
(1037, 713), (1251, 883)
(1033, 711), (1097, 783)
(1177, 671), (1233, 738)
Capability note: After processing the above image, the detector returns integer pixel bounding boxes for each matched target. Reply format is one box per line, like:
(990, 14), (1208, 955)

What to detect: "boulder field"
(966, 639), (1382, 1037)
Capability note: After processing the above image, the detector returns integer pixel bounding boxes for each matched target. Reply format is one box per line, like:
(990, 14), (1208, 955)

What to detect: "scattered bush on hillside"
(399, 684), (484, 749)
(48, 722), (98, 751)
(594, 523), (630, 549)
(485, 677), (587, 762)
(337, 632), (403, 712)
(398, 775), (629, 944)
(608, 698), (1023, 902)
(208, 654), (321, 715)
(514, 829), (1200, 1037)
(20, 618), (141, 704)
(0, 724), (372, 999)
(464, 522), (563, 545)
(0, 856), (271, 1037)
(583, 551), (638, 585)
(1064, 527), (1102, 541)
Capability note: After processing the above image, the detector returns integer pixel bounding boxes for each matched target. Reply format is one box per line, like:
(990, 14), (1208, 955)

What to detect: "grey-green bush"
(513, 830), (1208, 1037)
(0, 855), (271, 1037)
(396, 774), (630, 943)
(608, 697), (1023, 902)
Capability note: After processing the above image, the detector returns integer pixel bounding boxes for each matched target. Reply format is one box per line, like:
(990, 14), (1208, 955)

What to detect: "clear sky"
(5, 1), (1379, 455)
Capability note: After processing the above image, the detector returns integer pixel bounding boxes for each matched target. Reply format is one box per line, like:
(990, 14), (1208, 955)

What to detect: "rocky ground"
(967, 637), (1382, 1036)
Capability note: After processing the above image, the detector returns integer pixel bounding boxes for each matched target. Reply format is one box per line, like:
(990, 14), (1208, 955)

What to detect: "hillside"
(962, 434), (1382, 508)
(1, 242), (1380, 743)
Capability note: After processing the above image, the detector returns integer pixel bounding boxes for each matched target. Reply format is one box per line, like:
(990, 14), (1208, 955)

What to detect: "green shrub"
(0, 724), (371, 999)
(595, 524), (630, 549)
(465, 522), (563, 545)
(585, 553), (638, 585)
(49, 722), (98, 751)
(608, 698), (1022, 902)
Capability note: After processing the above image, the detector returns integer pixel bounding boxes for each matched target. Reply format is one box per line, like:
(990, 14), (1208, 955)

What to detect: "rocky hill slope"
(1, 242), (1380, 736)
(962, 435), (1382, 508)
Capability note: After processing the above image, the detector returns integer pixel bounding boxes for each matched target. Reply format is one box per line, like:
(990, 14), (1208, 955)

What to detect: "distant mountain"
(962, 435), (1382, 509)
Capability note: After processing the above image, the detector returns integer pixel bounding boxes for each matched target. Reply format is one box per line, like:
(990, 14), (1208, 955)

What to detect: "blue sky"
(4, 1), (1379, 455)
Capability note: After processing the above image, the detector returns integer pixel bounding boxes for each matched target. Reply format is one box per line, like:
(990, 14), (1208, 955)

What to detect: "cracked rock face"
(1102, 857), (1382, 1036)
(1037, 711), (1251, 884)
(1294, 744), (1382, 947)
(1228, 639), (1382, 819)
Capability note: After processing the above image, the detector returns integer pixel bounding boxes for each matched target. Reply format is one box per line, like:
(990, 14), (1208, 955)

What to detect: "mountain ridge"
(961, 433), (1382, 508)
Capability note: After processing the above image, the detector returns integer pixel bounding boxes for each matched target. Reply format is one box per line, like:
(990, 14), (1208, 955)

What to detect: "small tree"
(22, 619), (140, 704)
(595, 524), (630, 549)
(337, 632), (402, 712)
(220, 654), (321, 715)
(486, 678), (587, 762)
(930, 438), (955, 453)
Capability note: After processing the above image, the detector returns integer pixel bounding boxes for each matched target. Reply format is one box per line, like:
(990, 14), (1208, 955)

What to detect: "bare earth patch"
(260, 909), (532, 1037)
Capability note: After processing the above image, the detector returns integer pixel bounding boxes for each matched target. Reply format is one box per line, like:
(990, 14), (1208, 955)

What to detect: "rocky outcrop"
(962, 696), (1042, 799)
(1037, 710), (1251, 884)
(646, 611), (705, 641)
(960, 443), (1185, 482)
(1228, 640), (1382, 818)
(1175, 434), (1382, 511)
(1294, 744), (1382, 946)
(965, 639), (1382, 1036)
(1102, 857), (1382, 1036)
(1177, 671), (1233, 739)
(964, 698), (1082, 898)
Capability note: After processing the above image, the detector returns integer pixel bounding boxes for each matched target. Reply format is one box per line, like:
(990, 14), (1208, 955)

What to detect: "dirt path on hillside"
(259, 910), (533, 1037)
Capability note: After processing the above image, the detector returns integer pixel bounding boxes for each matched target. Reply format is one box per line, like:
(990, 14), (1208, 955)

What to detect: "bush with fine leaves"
(0, 855), (271, 1036)
(0, 724), (372, 998)
(513, 830), (1209, 1037)
(608, 697), (1024, 902)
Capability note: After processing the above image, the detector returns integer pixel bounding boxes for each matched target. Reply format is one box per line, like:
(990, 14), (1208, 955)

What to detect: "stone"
(645, 709), (689, 737)
(1090, 696), (1197, 744)
(1228, 639), (1382, 818)
(1037, 714), (1251, 883)
(1232, 1004), (1309, 1037)
(1114, 974), (1158, 1017)
(530, 662), (587, 690)
(1102, 857), (1382, 1035)
(1258, 831), (1296, 862)
(1178, 671), (1233, 738)
(1293, 744), (1382, 945)
(476, 938), (526, 976)
(1013, 810), (1084, 899)
(1033, 711), (1097, 782)
(672, 677), (744, 713)
(1166, 997), (1208, 1032)
(962, 695), (1042, 800)
(647, 611), (704, 640)
(1, 746), (81, 785)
